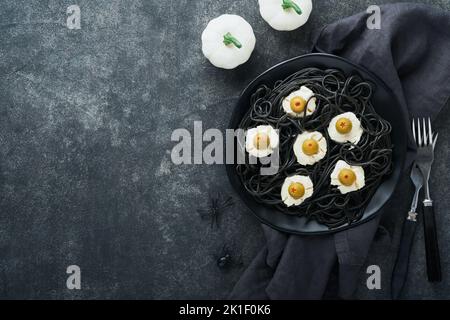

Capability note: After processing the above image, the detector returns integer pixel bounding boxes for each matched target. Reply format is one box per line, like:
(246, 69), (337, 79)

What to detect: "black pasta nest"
(236, 68), (393, 228)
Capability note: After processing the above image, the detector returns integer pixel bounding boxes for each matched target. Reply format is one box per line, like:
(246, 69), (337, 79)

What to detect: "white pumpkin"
(259, 0), (313, 31)
(201, 14), (256, 70)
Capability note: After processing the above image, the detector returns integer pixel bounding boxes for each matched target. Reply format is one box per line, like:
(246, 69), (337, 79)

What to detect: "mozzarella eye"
(335, 117), (353, 134)
(338, 169), (356, 186)
(288, 182), (305, 199)
(290, 96), (307, 113)
(253, 133), (270, 150)
(302, 139), (319, 155)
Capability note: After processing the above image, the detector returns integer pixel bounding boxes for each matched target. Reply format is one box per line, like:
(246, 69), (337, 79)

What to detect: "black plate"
(226, 53), (408, 235)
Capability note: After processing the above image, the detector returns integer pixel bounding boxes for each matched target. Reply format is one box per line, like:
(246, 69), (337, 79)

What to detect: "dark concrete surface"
(0, 0), (449, 299)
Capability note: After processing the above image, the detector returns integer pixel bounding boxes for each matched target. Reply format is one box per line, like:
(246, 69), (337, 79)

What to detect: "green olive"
(302, 139), (319, 155)
(338, 168), (356, 186)
(335, 117), (353, 134)
(288, 182), (305, 199)
(290, 96), (306, 114)
(253, 133), (270, 150)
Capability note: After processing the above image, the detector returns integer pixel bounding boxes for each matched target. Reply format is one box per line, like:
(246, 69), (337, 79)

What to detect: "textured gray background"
(0, 0), (449, 299)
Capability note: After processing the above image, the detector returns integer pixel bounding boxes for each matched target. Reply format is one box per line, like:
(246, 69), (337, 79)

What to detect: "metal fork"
(407, 164), (423, 222)
(412, 118), (441, 282)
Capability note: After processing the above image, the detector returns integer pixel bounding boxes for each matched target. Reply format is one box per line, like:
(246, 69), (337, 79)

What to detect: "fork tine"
(412, 119), (416, 143)
(417, 118), (422, 146)
(433, 132), (439, 149)
(428, 118), (433, 145)
(422, 118), (428, 146)
(414, 119), (417, 145)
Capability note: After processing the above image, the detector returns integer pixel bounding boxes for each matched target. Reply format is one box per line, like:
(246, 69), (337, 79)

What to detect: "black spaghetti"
(236, 68), (393, 228)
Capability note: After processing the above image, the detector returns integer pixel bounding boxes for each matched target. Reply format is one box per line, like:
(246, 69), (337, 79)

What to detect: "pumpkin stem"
(282, 0), (302, 15)
(223, 32), (242, 49)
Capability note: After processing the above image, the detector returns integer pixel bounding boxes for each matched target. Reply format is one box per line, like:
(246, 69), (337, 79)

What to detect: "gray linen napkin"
(230, 3), (450, 299)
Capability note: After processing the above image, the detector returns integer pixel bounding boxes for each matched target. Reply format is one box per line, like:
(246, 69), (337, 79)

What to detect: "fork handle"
(423, 200), (442, 282)
(391, 215), (418, 299)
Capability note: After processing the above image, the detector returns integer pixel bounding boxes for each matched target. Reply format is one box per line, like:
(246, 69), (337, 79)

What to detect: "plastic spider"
(197, 193), (234, 229)
(213, 245), (243, 271)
